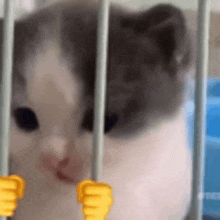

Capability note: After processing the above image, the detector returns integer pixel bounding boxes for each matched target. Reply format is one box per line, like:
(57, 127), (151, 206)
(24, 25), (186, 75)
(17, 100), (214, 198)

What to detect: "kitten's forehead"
(26, 41), (81, 112)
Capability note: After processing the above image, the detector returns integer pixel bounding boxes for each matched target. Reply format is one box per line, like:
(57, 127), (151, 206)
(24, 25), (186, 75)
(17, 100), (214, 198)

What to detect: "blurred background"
(5, 0), (220, 12)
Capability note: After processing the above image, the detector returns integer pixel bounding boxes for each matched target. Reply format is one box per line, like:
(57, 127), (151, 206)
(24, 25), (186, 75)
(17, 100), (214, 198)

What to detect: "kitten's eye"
(13, 107), (39, 132)
(81, 111), (93, 132)
(82, 111), (118, 133)
(105, 115), (118, 133)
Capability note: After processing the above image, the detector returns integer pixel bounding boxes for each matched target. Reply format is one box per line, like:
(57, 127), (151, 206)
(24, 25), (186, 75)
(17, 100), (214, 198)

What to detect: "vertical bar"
(0, 0), (15, 219)
(191, 0), (211, 219)
(91, 0), (110, 181)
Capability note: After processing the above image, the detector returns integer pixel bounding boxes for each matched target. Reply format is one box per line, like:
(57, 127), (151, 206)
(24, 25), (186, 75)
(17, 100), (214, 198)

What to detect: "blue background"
(185, 79), (220, 219)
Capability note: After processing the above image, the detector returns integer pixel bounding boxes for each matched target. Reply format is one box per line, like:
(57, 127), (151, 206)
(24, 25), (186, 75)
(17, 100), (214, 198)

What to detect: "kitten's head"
(0, 1), (192, 186)
(8, 2), (192, 137)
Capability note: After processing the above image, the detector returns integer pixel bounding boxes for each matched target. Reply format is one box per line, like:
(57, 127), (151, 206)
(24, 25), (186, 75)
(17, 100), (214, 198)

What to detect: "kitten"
(0, 1), (193, 219)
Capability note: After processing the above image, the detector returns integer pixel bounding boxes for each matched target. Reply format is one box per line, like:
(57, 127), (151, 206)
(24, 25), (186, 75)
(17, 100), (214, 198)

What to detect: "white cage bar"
(191, 0), (211, 219)
(0, 0), (213, 219)
(0, 0), (15, 176)
(92, 0), (110, 181)
(0, 0), (15, 220)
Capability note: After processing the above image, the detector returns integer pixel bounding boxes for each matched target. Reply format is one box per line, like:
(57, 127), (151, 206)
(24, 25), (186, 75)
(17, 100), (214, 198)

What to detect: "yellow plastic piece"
(76, 179), (113, 220)
(0, 175), (26, 217)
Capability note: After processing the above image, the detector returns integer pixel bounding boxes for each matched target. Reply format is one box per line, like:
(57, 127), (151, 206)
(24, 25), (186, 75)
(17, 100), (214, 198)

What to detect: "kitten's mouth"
(55, 170), (78, 184)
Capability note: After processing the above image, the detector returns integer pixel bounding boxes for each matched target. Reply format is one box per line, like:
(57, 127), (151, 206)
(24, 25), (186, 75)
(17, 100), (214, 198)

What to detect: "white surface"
(111, 0), (220, 12)
(0, 1), (28, 19)
(15, 0), (35, 11)
(1, 0), (220, 12)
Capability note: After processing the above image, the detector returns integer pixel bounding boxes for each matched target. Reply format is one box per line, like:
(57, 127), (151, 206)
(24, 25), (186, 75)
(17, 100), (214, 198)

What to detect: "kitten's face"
(1, 2), (192, 219)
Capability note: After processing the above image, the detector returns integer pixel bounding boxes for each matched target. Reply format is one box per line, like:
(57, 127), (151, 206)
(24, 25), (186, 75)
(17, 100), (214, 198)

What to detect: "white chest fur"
(10, 108), (192, 220)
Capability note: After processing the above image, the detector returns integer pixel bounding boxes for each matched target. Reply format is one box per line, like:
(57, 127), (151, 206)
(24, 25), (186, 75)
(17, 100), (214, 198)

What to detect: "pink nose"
(47, 154), (83, 184)
(37, 152), (84, 185)
(50, 155), (69, 170)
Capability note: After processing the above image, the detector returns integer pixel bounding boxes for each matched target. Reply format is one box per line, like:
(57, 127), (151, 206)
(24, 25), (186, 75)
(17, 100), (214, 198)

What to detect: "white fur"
(10, 44), (192, 220)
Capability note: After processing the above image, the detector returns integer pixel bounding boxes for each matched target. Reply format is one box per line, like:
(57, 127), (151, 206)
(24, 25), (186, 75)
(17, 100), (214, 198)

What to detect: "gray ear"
(122, 4), (189, 63)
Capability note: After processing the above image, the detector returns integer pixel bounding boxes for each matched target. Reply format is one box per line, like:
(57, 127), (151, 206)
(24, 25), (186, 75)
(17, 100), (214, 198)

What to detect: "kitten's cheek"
(9, 127), (34, 156)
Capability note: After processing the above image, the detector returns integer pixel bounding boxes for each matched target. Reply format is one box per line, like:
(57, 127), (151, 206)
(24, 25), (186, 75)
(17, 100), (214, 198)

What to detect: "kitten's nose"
(48, 154), (83, 184)
(49, 155), (69, 170)
(37, 137), (84, 184)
